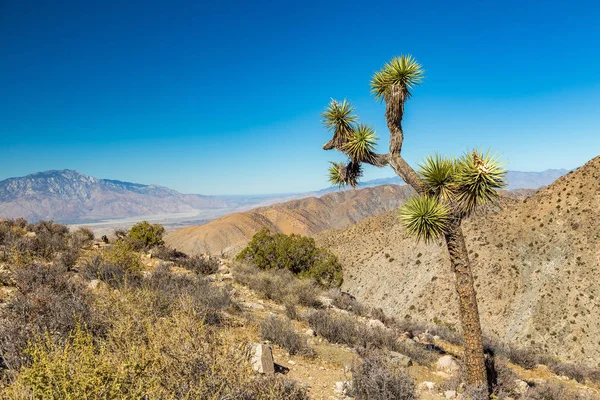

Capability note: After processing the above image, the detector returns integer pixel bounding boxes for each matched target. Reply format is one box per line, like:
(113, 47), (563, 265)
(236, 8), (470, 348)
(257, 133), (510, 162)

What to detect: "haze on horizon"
(1, 0), (599, 195)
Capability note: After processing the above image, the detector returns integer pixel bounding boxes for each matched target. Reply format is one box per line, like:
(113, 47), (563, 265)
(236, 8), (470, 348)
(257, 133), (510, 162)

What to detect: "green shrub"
(127, 221), (165, 249)
(236, 228), (342, 287)
(103, 240), (144, 273)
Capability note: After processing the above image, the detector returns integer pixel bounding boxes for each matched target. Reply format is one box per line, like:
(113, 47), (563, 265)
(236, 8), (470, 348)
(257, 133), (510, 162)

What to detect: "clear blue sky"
(1, 0), (599, 195)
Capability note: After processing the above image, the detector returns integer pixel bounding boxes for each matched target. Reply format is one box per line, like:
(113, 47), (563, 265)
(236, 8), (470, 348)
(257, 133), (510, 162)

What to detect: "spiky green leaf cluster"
(419, 154), (456, 201)
(343, 124), (378, 163)
(371, 55), (424, 101)
(327, 161), (362, 188)
(401, 150), (506, 242)
(399, 195), (450, 243)
(328, 162), (346, 188)
(454, 150), (507, 215)
(321, 99), (357, 140)
(322, 99), (379, 188)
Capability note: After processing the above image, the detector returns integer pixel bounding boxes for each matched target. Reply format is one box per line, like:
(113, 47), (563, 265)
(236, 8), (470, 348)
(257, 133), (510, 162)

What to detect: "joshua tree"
(321, 55), (506, 391)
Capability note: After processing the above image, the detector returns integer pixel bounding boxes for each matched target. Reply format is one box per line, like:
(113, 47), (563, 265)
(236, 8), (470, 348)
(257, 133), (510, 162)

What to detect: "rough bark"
(445, 219), (488, 386)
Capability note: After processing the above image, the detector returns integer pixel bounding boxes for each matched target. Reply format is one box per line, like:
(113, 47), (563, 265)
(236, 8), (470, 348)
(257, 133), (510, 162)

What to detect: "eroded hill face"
(164, 185), (416, 256)
(315, 156), (600, 367)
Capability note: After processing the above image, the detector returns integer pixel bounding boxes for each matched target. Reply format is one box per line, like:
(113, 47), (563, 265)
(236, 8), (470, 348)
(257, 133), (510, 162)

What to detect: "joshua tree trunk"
(445, 219), (487, 386)
(384, 85), (488, 389)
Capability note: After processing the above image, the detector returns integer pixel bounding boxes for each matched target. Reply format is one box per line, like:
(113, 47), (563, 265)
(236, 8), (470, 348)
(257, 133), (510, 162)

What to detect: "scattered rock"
(24, 231), (36, 238)
(87, 279), (100, 290)
(288, 360), (296, 365)
(367, 319), (385, 329)
(318, 296), (334, 308)
(244, 302), (265, 310)
(436, 355), (460, 374)
(220, 272), (233, 280)
(514, 379), (529, 394)
(305, 328), (316, 336)
(217, 264), (230, 274)
(334, 381), (352, 396)
(444, 390), (457, 399)
(157, 261), (174, 267)
(417, 332), (435, 343)
(400, 337), (417, 345)
(389, 351), (413, 367)
(419, 381), (436, 391)
(249, 343), (275, 374)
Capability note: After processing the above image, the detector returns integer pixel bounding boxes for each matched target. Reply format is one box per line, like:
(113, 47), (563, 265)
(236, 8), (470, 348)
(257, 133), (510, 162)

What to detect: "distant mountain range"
(0, 168), (569, 223)
(0, 170), (282, 223)
(356, 169), (569, 191)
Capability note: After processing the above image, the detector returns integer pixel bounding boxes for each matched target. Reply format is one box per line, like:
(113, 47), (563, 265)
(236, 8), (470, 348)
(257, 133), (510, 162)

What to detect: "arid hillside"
(165, 185), (415, 256)
(316, 156), (600, 368)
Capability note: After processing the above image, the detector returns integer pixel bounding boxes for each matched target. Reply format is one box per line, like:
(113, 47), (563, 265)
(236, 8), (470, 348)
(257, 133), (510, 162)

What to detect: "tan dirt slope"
(316, 156), (600, 368)
(165, 185), (415, 256)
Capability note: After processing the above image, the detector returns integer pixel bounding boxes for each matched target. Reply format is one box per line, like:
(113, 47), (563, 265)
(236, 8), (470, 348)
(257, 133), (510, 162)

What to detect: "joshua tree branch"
(322, 141), (390, 168)
(384, 85), (428, 194)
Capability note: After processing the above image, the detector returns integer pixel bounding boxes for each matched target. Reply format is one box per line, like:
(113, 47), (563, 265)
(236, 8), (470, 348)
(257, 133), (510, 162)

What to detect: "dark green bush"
(236, 228), (342, 287)
(127, 221), (165, 249)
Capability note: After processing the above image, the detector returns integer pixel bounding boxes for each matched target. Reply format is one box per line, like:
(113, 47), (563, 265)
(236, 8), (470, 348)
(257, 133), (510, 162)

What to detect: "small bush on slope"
(82, 254), (142, 288)
(523, 382), (595, 400)
(306, 310), (436, 365)
(233, 263), (322, 308)
(127, 221), (165, 249)
(236, 228), (343, 287)
(484, 336), (600, 384)
(177, 254), (220, 275)
(260, 315), (316, 357)
(351, 350), (415, 400)
(102, 240), (144, 273)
